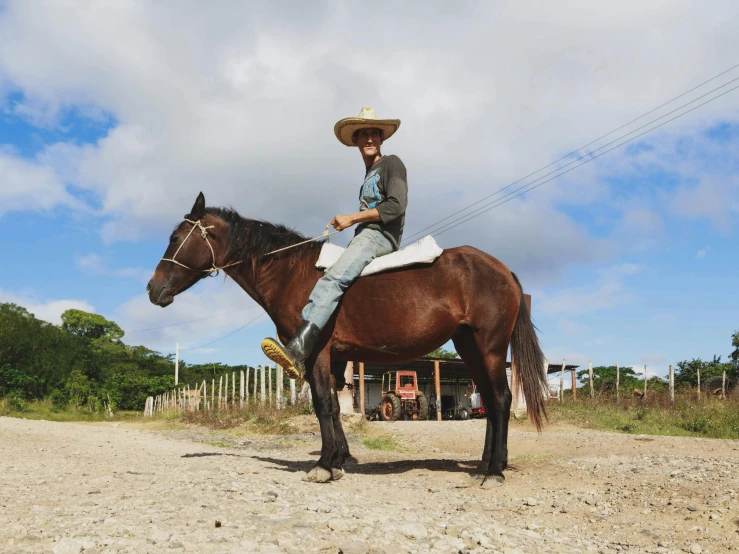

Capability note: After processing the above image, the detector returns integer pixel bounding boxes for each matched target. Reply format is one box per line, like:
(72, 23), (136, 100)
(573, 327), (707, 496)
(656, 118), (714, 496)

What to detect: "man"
(262, 107), (408, 376)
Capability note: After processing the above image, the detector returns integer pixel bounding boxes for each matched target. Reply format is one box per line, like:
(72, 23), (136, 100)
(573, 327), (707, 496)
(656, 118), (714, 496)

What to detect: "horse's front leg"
(304, 350), (339, 483)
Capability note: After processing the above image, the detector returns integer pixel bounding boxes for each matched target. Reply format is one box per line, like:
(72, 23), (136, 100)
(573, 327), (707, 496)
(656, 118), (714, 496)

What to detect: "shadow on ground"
(251, 455), (479, 475)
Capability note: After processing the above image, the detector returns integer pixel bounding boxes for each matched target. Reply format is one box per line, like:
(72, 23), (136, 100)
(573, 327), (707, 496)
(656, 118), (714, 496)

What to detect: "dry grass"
(549, 392), (739, 439)
(179, 403), (307, 435)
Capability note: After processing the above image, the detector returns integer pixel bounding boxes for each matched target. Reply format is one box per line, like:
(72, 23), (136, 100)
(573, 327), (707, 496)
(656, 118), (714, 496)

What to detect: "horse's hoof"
(481, 474), (505, 489)
(468, 472), (487, 487)
(303, 466), (332, 483)
(331, 468), (345, 481)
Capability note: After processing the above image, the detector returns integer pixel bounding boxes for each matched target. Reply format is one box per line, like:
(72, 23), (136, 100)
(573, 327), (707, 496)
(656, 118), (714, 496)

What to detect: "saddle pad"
(316, 235), (443, 277)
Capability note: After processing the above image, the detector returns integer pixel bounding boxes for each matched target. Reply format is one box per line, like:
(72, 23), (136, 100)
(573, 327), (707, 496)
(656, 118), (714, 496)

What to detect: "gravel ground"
(0, 415), (737, 554)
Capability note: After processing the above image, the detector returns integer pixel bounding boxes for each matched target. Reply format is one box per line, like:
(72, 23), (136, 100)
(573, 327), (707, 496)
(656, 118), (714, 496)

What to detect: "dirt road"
(1, 416), (737, 553)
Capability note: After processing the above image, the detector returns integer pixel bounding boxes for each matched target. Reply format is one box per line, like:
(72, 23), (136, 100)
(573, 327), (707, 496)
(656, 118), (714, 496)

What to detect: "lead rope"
(263, 223), (341, 256)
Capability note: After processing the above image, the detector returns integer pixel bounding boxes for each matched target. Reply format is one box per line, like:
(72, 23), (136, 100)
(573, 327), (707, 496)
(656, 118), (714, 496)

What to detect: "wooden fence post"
(268, 366), (273, 406)
(359, 362), (365, 417)
(643, 365), (647, 397)
(669, 365), (674, 404)
(571, 369), (576, 401)
(240, 370), (245, 409)
(290, 378), (296, 405)
(588, 360), (594, 399)
(218, 376), (223, 410)
(697, 366), (701, 401)
(232, 371), (236, 408)
(211, 378), (215, 410)
(559, 359), (565, 403)
(246, 366), (251, 406)
(434, 360), (442, 422)
(616, 364), (620, 403)
(225, 373), (229, 409)
(260, 365), (266, 403)
(276, 366), (281, 407)
(722, 370), (726, 400)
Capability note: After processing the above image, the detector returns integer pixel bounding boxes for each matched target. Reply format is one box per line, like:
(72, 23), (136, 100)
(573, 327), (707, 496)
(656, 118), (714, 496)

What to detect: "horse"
(147, 192), (548, 486)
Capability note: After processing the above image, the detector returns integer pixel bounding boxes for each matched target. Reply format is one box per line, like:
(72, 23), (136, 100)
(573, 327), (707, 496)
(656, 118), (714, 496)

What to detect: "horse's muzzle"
(147, 279), (174, 307)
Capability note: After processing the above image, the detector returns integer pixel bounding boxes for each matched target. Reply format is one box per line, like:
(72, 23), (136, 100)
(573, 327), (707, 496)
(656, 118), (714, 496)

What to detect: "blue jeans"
(302, 227), (394, 330)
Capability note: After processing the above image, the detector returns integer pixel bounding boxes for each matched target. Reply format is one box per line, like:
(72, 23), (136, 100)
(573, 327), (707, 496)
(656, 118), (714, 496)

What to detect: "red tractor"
(380, 370), (429, 421)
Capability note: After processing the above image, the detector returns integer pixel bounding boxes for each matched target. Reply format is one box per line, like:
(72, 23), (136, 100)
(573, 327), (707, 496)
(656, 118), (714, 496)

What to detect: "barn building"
(337, 358), (579, 420)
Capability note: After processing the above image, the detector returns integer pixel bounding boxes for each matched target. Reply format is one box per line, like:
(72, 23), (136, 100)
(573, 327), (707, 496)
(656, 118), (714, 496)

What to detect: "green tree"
(675, 356), (730, 387)
(61, 309), (124, 341)
(425, 347), (459, 360)
(576, 365), (640, 394)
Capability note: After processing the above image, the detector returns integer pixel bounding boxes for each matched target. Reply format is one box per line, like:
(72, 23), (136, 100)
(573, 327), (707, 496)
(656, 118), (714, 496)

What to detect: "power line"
(401, 62), (739, 245)
(124, 305), (262, 334)
(180, 312), (267, 351)
(430, 83), (739, 239)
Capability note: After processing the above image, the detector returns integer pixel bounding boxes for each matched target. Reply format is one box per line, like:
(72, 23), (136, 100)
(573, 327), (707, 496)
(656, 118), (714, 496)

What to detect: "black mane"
(206, 207), (323, 262)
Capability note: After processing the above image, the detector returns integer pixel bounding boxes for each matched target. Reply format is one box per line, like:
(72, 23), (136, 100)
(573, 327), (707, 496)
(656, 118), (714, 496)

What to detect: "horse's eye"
(170, 235), (178, 244)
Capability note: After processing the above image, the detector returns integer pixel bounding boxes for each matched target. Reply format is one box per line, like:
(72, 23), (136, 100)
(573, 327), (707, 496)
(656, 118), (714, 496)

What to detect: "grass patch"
(0, 398), (143, 423)
(362, 435), (406, 451)
(205, 440), (236, 449)
(549, 394), (739, 440)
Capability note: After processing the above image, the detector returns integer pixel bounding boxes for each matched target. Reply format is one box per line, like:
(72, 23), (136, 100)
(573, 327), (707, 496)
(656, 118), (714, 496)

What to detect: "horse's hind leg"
(453, 328), (512, 488)
(328, 372), (352, 480)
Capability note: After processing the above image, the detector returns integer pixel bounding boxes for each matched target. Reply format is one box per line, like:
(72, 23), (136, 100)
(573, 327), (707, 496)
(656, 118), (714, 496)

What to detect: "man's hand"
(330, 214), (355, 232)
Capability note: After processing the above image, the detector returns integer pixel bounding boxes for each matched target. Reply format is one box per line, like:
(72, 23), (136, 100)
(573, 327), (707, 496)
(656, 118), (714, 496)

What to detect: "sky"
(1, 1), (739, 388)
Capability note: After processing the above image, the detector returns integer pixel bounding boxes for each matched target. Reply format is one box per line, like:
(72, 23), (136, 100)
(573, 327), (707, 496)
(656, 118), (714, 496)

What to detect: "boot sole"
(261, 338), (302, 380)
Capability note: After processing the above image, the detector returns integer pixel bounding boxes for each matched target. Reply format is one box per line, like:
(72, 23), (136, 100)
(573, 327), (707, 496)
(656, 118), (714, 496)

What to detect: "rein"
(161, 218), (341, 276)
(264, 224), (341, 256)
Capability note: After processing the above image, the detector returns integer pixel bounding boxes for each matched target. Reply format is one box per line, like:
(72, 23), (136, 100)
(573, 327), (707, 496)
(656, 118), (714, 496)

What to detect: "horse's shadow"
(250, 455), (478, 475)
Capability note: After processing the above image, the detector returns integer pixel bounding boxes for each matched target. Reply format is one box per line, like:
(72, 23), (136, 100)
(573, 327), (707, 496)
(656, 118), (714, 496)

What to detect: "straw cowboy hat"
(334, 107), (401, 147)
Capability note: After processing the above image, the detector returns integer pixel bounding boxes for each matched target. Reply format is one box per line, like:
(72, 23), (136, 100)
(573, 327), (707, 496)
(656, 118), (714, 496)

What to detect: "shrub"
(50, 389), (69, 410)
(9, 395), (28, 412)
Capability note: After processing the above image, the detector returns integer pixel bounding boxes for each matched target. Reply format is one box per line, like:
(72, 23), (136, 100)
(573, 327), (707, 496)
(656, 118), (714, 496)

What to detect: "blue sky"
(1, 1), (738, 388)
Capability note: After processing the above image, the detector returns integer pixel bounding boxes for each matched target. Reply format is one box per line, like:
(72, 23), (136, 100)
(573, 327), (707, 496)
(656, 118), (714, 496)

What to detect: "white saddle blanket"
(316, 235), (443, 277)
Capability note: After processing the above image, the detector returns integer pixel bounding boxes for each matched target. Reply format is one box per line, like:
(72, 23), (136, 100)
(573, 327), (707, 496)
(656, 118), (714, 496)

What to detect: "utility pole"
(175, 342), (179, 385)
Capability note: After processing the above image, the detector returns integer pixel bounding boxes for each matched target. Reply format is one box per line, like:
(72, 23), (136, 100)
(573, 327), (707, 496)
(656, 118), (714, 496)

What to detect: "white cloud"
(672, 176), (739, 230)
(0, 148), (80, 216)
(116, 276), (268, 353)
(0, 288), (94, 325)
(76, 253), (149, 280)
(537, 263), (640, 316)
(695, 247), (708, 259)
(0, 0), (737, 280)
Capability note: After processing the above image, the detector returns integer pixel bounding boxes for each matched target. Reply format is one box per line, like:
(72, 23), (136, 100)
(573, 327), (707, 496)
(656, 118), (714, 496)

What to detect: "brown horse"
(147, 192), (547, 486)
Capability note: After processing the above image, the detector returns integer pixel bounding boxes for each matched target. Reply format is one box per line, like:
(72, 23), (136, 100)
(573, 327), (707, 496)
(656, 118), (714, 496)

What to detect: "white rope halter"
(161, 218), (243, 277)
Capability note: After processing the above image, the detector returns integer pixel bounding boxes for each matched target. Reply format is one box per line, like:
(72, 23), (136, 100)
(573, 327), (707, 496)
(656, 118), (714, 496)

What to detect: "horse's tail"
(510, 272), (548, 431)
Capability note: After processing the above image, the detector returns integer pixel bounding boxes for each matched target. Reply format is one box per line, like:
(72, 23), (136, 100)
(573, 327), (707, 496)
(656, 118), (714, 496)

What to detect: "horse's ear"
(187, 192), (206, 220)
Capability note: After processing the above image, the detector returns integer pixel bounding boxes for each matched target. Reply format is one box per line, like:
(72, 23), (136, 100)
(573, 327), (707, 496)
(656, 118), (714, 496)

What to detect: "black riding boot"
(261, 321), (321, 379)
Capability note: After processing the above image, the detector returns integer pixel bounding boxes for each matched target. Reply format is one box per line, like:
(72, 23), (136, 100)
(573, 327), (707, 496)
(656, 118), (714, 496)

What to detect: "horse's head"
(147, 192), (230, 307)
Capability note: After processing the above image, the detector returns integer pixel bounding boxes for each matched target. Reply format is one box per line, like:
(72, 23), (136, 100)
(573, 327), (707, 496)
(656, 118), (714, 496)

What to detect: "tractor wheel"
(381, 394), (401, 421)
(417, 392), (429, 420)
(458, 406), (470, 421)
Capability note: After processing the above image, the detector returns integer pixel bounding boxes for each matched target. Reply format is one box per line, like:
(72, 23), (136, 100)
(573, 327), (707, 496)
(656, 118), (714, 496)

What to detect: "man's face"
(355, 128), (383, 158)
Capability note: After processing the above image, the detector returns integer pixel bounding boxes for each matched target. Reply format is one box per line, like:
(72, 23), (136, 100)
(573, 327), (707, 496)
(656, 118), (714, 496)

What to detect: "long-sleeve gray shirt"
(355, 154), (408, 250)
